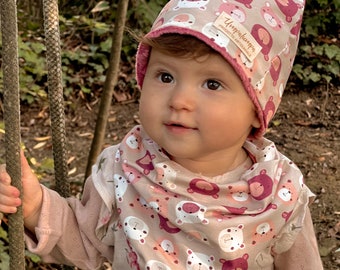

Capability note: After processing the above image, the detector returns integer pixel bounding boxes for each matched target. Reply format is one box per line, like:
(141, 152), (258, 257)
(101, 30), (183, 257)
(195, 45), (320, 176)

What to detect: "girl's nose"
(168, 84), (196, 111)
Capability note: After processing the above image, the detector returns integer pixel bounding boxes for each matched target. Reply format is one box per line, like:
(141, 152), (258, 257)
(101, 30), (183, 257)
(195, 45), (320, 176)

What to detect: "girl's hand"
(0, 152), (43, 231)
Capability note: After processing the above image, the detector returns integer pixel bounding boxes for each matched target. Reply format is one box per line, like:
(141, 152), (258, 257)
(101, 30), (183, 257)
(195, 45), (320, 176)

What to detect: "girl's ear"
(252, 114), (261, 129)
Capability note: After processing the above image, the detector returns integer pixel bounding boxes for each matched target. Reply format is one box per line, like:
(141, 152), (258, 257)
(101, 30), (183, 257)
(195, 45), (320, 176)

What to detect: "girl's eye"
(158, 72), (173, 84)
(204, 79), (222, 91)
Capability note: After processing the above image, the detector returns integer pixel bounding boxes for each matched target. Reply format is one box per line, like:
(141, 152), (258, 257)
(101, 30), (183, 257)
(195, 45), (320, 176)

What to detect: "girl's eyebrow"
(148, 57), (177, 70)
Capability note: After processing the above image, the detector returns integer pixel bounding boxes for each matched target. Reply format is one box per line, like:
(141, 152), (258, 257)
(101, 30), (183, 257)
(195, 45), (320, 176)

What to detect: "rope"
(42, 0), (70, 198)
(0, 0), (26, 269)
(42, 1), (73, 268)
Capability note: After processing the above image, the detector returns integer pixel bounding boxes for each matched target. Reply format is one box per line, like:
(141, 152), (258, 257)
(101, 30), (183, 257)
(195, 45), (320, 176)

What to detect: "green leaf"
(91, 1), (110, 13)
(39, 158), (55, 173)
(272, 120), (281, 126)
(309, 72), (321, 82)
(100, 37), (112, 53)
(313, 45), (324, 56)
(25, 250), (41, 263)
(300, 45), (312, 53)
(0, 235), (9, 270)
(305, 24), (318, 37)
(81, 86), (91, 94)
(292, 64), (308, 80)
(93, 22), (110, 35)
(0, 226), (8, 240)
(324, 44), (340, 59)
(321, 74), (332, 83)
(0, 121), (5, 134)
(327, 60), (340, 77)
(30, 42), (45, 54)
(0, 253), (10, 270)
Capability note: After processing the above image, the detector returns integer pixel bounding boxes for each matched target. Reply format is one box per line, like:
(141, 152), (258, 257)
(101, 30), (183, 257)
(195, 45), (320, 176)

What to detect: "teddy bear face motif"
(156, 162), (177, 189)
(162, 13), (196, 28)
(113, 174), (128, 202)
(125, 132), (143, 151)
(261, 2), (284, 31)
(174, 0), (210, 10)
(251, 221), (276, 245)
(186, 249), (215, 270)
(216, 2), (246, 23)
(123, 216), (149, 244)
(218, 224), (245, 252)
(145, 260), (171, 270)
(187, 178), (220, 198)
(220, 253), (249, 270)
(248, 169), (273, 200)
(202, 22), (231, 48)
(176, 201), (208, 225)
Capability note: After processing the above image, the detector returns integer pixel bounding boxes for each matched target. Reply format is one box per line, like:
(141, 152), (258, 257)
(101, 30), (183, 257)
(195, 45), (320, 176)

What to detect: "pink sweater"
(25, 180), (323, 269)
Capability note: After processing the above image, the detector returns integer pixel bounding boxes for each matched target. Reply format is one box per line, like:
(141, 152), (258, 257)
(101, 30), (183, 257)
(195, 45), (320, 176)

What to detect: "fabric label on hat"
(213, 12), (262, 62)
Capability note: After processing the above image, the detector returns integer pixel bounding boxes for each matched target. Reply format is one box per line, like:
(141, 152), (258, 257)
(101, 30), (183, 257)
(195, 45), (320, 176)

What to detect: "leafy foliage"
(0, 35), (48, 104)
(0, 226), (10, 269)
(0, 218), (43, 269)
(0, 0), (338, 106)
(294, 0), (340, 85)
(1, 1), (167, 105)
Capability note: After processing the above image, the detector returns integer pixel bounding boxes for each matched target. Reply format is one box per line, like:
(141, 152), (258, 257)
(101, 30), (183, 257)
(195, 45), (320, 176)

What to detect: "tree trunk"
(84, 0), (130, 180)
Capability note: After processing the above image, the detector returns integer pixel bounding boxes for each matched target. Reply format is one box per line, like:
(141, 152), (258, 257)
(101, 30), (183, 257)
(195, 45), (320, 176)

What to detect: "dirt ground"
(0, 82), (339, 269)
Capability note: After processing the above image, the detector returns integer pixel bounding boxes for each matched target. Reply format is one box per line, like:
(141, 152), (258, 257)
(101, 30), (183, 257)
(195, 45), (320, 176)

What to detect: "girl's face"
(139, 49), (260, 176)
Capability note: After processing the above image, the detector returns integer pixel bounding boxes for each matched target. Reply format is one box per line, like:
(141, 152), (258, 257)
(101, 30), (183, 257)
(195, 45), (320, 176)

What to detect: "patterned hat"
(136, 0), (305, 137)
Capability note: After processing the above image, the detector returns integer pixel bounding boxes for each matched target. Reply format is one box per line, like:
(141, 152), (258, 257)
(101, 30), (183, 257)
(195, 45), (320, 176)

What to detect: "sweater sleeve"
(273, 207), (324, 270)
(25, 177), (114, 270)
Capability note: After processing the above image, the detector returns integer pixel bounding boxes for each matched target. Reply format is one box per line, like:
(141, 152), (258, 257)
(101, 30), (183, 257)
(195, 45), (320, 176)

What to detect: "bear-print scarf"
(92, 125), (313, 269)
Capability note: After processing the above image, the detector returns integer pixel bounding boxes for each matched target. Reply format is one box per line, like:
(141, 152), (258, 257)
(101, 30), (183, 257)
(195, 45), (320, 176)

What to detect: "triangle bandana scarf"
(93, 125), (314, 269)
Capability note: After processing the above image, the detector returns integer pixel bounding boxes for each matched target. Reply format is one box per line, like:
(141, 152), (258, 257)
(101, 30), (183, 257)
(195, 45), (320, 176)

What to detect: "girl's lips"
(164, 122), (198, 134)
(165, 121), (192, 128)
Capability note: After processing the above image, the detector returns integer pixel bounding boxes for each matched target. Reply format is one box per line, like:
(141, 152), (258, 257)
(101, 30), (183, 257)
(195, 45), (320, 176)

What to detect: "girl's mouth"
(164, 122), (198, 134)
